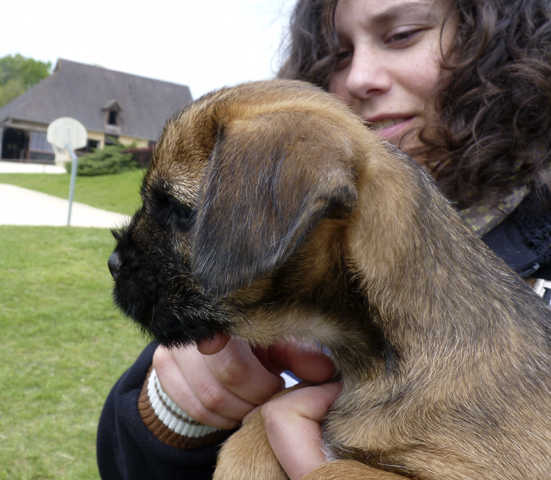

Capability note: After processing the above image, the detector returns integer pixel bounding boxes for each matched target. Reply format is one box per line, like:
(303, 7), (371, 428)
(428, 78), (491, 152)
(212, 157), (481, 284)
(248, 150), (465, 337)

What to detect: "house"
(0, 59), (193, 162)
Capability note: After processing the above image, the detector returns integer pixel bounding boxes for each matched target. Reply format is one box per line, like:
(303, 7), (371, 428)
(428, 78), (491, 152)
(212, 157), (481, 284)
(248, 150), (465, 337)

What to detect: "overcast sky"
(2, 0), (295, 100)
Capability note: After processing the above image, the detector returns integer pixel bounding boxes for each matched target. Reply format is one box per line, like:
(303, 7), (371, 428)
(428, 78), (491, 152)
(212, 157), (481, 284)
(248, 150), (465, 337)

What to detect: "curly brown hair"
(278, 0), (551, 208)
(278, 0), (338, 90)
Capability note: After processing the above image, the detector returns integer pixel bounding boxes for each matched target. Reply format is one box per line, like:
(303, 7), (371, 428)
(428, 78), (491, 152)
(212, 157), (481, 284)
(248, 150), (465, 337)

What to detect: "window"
(28, 130), (55, 161)
(105, 135), (119, 146)
(29, 131), (54, 153)
(76, 139), (100, 155)
(108, 110), (118, 126)
(102, 100), (122, 129)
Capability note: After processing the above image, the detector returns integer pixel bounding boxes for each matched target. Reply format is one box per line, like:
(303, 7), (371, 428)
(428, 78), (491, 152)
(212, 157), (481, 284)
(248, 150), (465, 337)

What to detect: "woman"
(97, 0), (551, 478)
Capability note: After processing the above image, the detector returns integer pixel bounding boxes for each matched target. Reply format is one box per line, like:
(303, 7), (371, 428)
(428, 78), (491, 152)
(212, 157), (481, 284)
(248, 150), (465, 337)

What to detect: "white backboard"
(47, 117), (87, 151)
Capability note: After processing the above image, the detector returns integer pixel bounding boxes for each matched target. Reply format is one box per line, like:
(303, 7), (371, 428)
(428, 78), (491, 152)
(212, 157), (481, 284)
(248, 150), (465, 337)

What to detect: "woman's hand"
(152, 333), (335, 430)
(261, 382), (343, 480)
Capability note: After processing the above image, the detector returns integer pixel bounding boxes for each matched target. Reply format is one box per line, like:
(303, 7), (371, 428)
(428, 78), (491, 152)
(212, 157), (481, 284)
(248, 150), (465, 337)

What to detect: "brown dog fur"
(109, 80), (551, 479)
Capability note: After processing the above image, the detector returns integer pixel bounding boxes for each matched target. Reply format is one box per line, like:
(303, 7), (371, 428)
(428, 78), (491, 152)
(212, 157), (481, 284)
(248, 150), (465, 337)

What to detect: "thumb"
(263, 382), (343, 480)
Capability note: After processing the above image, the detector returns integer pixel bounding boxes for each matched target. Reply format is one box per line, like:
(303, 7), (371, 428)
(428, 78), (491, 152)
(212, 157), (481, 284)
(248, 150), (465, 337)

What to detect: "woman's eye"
(335, 49), (353, 70)
(385, 28), (423, 47)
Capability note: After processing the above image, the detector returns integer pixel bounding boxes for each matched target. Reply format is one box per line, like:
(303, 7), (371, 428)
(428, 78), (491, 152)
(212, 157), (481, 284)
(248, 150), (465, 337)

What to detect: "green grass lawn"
(0, 173), (150, 479)
(0, 169), (145, 216)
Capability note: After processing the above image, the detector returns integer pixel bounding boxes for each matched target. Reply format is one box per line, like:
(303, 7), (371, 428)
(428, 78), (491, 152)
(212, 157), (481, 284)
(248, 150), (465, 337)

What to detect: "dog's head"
(108, 80), (392, 349)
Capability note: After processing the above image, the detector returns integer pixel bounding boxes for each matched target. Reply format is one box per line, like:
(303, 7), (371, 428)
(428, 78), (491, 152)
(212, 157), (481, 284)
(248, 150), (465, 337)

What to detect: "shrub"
(123, 145), (155, 168)
(65, 142), (139, 176)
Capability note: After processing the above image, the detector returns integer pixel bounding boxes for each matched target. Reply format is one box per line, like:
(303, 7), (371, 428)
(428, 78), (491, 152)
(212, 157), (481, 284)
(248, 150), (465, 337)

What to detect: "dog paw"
(213, 408), (288, 480)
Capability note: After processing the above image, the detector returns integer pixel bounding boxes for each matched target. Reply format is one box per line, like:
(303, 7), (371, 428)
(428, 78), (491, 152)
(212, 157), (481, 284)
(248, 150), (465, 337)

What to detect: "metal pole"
(67, 146), (78, 226)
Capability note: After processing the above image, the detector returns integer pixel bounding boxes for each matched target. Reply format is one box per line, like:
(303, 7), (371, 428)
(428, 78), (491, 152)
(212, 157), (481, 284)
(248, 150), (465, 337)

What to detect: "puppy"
(109, 79), (551, 479)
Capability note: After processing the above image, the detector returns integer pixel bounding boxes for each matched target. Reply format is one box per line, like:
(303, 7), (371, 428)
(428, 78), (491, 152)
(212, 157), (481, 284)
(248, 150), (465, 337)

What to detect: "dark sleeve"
(97, 342), (231, 480)
(482, 195), (551, 280)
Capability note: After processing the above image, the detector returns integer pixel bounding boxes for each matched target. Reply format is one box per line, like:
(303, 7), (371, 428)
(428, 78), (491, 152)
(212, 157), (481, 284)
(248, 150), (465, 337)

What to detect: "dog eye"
(147, 190), (196, 231)
(161, 203), (195, 231)
(170, 203), (196, 230)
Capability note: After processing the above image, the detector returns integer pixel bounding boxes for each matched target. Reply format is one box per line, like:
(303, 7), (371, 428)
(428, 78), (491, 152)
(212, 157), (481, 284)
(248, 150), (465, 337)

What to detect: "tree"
(0, 54), (52, 107)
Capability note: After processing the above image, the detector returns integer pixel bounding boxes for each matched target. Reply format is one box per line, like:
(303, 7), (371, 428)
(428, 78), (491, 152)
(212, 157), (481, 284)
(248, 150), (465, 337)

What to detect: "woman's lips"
(365, 117), (416, 143)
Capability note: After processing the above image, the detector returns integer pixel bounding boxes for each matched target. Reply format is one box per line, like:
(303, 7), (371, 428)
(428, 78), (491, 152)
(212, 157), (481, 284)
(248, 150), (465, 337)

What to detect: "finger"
(174, 344), (263, 422)
(197, 332), (229, 355)
(262, 382), (343, 480)
(154, 346), (249, 429)
(203, 338), (285, 405)
(256, 341), (335, 383)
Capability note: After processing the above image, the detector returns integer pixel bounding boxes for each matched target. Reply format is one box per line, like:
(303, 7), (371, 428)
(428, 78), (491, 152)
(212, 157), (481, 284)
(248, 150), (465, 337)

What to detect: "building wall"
(116, 135), (149, 149)
(1, 118), (151, 164)
(53, 130), (150, 164)
(79, 130), (148, 149)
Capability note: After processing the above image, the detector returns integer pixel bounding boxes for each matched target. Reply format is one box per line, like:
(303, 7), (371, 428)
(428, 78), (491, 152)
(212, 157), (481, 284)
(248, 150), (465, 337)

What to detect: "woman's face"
(328, 0), (455, 162)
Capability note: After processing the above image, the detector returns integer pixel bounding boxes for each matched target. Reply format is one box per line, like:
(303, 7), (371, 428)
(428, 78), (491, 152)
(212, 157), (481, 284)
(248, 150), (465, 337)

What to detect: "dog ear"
(191, 111), (358, 297)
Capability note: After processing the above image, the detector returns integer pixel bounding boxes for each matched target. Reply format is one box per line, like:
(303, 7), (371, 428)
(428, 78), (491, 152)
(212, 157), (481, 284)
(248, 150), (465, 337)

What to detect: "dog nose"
(108, 252), (122, 279)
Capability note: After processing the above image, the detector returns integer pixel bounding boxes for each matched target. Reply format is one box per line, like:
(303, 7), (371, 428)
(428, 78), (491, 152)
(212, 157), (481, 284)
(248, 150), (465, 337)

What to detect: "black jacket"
(483, 195), (551, 281)
(97, 342), (230, 480)
(97, 195), (551, 480)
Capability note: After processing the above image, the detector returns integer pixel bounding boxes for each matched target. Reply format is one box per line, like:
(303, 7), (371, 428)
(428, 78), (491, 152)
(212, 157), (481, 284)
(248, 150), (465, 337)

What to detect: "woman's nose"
(345, 47), (391, 99)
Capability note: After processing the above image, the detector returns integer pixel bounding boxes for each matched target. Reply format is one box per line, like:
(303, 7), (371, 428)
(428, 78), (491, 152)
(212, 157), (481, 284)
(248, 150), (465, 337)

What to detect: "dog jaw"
(109, 205), (237, 348)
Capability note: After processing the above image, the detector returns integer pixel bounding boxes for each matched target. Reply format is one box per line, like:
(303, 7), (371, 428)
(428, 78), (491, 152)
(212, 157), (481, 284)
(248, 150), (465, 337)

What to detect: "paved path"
(0, 184), (130, 228)
(0, 161), (66, 174)
(0, 161), (131, 228)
